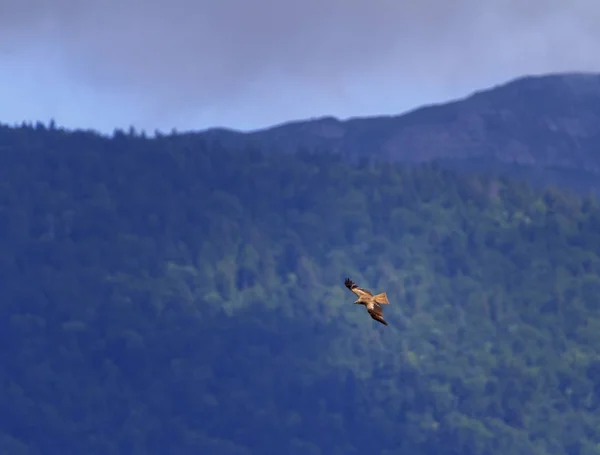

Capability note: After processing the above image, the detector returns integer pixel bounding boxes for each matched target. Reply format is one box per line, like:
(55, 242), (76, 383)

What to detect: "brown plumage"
(344, 277), (390, 326)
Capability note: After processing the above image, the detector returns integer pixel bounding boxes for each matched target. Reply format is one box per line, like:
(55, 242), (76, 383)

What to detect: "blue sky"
(1, 0), (598, 135)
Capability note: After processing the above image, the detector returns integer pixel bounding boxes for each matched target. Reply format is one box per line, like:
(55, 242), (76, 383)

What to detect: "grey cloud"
(1, 0), (599, 129)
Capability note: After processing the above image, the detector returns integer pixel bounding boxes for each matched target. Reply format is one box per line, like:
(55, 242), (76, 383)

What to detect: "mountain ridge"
(204, 71), (600, 133)
(195, 72), (600, 174)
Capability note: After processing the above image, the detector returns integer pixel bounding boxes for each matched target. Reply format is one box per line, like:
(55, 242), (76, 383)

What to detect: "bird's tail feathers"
(373, 292), (389, 305)
(371, 314), (388, 326)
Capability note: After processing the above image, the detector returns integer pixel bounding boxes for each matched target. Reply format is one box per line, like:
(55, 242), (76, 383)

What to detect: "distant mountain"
(200, 72), (600, 195)
(205, 72), (600, 167)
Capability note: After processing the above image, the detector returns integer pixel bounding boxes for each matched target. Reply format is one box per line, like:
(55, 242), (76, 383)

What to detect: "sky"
(0, 0), (599, 135)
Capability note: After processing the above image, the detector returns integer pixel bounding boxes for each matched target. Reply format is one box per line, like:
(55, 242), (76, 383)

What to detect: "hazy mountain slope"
(197, 73), (600, 195)
(226, 73), (600, 165)
(2, 124), (600, 454)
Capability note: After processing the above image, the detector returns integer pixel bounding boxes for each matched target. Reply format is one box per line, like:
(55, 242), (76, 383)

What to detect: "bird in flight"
(344, 277), (390, 326)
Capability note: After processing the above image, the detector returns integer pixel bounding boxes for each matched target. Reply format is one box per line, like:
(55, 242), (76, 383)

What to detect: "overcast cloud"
(0, 0), (599, 133)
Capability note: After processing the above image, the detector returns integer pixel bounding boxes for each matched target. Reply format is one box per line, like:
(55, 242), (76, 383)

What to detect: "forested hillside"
(2, 123), (600, 454)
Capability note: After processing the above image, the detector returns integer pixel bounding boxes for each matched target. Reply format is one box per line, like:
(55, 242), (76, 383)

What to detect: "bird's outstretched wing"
(344, 277), (373, 298)
(367, 303), (388, 326)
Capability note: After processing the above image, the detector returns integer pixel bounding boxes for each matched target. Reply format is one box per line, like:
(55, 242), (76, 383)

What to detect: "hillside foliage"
(2, 123), (600, 454)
